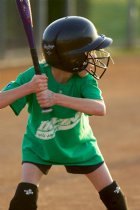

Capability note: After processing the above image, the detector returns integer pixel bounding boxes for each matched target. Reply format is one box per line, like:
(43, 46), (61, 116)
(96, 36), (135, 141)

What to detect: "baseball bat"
(16, 0), (52, 113)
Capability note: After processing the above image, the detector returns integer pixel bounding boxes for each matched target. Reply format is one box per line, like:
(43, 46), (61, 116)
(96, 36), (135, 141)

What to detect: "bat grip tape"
(30, 48), (41, 75)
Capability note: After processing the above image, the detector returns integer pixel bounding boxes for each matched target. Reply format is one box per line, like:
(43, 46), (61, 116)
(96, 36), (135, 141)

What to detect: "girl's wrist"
(24, 82), (34, 94)
(53, 92), (62, 105)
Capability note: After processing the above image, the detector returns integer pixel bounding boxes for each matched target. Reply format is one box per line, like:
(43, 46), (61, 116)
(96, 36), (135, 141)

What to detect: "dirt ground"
(0, 56), (140, 210)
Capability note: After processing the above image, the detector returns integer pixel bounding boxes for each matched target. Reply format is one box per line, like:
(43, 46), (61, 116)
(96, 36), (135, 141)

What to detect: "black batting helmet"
(42, 16), (113, 79)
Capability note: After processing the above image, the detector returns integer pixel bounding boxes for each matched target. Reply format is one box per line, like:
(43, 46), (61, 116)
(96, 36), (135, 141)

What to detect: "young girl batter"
(0, 16), (128, 210)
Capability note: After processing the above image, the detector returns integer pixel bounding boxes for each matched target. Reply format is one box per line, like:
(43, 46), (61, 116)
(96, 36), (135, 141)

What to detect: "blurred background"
(0, 0), (140, 64)
(0, 1), (140, 210)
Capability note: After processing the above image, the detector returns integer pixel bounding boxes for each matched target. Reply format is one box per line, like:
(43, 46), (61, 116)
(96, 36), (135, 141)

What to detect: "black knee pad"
(99, 181), (128, 210)
(8, 182), (38, 210)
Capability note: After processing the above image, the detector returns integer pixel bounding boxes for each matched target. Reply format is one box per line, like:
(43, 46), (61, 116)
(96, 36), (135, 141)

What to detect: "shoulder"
(39, 61), (51, 74)
(16, 66), (35, 84)
(16, 62), (51, 84)
(21, 61), (51, 76)
(76, 72), (98, 85)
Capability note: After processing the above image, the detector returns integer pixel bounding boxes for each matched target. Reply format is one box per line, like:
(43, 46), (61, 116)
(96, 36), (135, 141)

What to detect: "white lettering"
(35, 112), (81, 140)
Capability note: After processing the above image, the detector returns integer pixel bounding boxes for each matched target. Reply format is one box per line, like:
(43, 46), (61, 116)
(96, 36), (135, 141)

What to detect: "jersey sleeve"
(1, 67), (35, 115)
(80, 75), (103, 100)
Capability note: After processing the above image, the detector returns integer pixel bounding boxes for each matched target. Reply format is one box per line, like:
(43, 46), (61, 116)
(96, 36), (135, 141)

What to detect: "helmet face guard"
(42, 16), (113, 79)
(85, 50), (111, 80)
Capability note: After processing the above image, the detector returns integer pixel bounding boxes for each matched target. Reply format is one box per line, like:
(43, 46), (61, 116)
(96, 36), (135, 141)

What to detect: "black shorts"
(23, 161), (104, 174)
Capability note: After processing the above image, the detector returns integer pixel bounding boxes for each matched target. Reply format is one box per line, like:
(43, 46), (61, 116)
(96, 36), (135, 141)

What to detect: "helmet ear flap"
(42, 40), (88, 72)
(42, 41), (62, 69)
(61, 53), (87, 72)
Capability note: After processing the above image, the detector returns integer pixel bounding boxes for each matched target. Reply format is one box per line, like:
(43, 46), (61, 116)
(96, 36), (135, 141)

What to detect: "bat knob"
(42, 107), (53, 113)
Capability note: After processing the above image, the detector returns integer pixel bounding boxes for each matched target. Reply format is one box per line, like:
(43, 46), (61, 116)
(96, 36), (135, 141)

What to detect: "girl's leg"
(86, 162), (113, 192)
(21, 162), (44, 186)
(85, 162), (129, 210)
(8, 163), (44, 210)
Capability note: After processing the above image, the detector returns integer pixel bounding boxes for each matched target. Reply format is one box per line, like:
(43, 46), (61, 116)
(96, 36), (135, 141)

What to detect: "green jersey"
(2, 63), (104, 165)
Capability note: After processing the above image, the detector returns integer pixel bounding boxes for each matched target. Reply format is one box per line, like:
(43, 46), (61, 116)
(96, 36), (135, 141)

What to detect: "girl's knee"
(99, 181), (129, 210)
(8, 182), (38, 210)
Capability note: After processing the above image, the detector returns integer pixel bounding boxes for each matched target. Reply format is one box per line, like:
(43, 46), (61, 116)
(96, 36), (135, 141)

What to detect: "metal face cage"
(85, 50), (111, 80)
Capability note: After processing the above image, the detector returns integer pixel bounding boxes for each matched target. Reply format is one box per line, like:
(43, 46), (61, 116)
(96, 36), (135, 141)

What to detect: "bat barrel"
(16, 0), (35, 49)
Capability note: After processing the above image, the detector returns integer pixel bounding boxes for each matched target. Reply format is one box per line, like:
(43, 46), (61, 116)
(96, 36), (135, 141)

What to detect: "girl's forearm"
(0, 74), (48, 109)
(0, 82), (33, 109)
(54, 93), (106, 116)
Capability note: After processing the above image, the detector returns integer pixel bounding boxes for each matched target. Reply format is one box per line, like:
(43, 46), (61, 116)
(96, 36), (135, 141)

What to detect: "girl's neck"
(51, 67), (73, 84)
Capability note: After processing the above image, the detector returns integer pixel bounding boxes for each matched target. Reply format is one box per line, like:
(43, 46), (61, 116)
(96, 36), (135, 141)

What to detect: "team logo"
(114, 186), (120, 194)
(44, 44), (55, 55)
(24, 189), (34, 195)
(36, 112), (82, 140)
